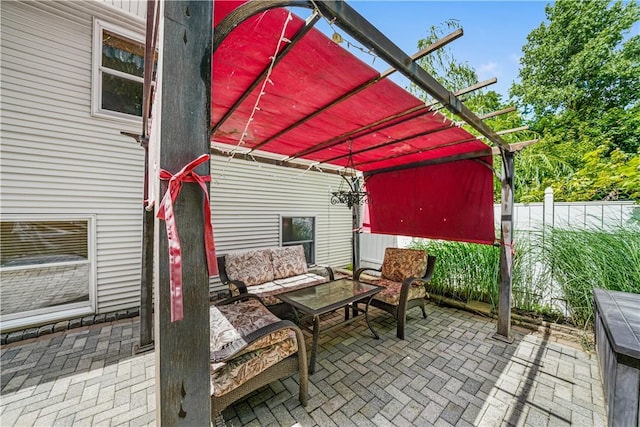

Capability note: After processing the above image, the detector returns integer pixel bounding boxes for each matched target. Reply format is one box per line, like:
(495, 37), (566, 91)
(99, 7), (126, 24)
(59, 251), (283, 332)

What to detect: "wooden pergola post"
(154, 1), (213, 424)
(494, 150), (515, 343)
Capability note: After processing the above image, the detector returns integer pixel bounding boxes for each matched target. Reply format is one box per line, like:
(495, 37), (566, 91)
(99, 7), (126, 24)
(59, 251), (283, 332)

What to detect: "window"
(92, 19), (149, 121)
(281, 216), (316, 264)
(0, 217), (95, 330)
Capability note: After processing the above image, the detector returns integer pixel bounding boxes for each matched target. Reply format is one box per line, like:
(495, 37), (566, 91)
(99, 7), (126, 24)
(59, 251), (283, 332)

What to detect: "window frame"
(0, 215), (97, 331)
(91, 18), (146, 123)
(279, 215), (317, 265)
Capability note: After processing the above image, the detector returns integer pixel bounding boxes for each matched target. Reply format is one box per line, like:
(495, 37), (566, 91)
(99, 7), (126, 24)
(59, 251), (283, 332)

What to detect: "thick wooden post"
(494, 150), (515, 343)
(154, 1), (213, 425)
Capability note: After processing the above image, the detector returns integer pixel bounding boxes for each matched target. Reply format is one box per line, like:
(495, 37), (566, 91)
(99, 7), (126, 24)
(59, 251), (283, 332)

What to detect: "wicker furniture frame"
(354, 252), (436, 340)
(210, 295), (308, 419)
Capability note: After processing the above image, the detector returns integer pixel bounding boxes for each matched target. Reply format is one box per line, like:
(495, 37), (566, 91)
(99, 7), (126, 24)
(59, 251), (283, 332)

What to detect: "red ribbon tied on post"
(157, 154), (218, 322)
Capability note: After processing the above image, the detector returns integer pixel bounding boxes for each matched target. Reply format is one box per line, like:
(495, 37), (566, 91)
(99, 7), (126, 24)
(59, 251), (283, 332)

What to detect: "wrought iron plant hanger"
(330, 141), (369, 209)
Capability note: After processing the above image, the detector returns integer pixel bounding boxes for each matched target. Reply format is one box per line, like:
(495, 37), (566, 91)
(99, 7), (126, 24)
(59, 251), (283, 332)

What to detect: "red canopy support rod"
(248, 28), (463, 153)
(354, 136), (481, 169)
(322, 124), (454, 164)
(289, 77), (496, 161)
(363, 147), (491, 178)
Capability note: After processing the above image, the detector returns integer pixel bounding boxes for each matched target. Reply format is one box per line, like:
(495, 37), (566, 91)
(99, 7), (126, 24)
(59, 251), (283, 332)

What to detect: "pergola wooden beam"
(496, 125), (529, 136)
(155, 1), (212, 424)
(210, 146), (354, 176)
(490, 139), (539, 155)
(427, 77), (497, 110)
(479, 106), (517, 120)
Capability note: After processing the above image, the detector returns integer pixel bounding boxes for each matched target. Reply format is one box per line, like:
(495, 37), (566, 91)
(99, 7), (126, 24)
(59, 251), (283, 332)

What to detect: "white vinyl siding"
(1, 1), (146, 320)
(1, 0), (353, 327)
(210, 156), (353, 293)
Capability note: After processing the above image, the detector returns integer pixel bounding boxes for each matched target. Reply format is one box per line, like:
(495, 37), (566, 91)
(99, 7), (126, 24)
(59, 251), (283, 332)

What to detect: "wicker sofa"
(217, 245), (334, 313)
(354, 248), (436, 340)
(210, 294), (308, 419)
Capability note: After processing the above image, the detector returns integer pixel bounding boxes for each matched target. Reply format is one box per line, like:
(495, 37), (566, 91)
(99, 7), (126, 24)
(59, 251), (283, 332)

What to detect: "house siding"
(1, 1), (352, 326)
(1, 1), (146, 317)
(209, 155), (353, 292)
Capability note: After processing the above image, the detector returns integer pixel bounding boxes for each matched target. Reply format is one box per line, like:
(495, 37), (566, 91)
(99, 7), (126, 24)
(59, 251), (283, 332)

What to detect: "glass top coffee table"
(277, 278), (383, 374)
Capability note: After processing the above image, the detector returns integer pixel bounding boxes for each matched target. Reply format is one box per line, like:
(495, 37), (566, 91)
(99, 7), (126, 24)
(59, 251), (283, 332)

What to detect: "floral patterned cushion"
(209, 299), (299, 397)
(211, 299), (294, 358)
(360, 278), (426, 306)
(270, 246), (308, 279)
(380, 248), (428, 282)
(210, 337), (298, 397)
(225, 249), (275, 286)
(229, 274), (329, 306)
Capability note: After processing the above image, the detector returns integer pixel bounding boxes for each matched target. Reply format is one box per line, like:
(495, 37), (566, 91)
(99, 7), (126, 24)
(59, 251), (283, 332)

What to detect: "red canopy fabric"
(212, 1), (496, 244)
(363, 157), (495, 244)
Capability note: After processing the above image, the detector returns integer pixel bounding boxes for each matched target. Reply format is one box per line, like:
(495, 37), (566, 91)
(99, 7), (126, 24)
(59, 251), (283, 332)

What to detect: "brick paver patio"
(0, 302), (606, 426)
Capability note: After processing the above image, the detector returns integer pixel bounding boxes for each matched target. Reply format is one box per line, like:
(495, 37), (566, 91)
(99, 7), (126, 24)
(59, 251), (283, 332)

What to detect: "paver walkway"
(1, 302), (606, 426)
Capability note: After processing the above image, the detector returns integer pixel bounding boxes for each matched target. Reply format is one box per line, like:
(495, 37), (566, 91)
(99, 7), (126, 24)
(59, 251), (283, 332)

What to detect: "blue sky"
(314, 1), (552, 99)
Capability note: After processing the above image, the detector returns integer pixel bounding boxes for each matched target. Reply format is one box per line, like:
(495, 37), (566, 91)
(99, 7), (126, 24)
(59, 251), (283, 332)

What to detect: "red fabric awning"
(363, 158), (495, 244)
(211, 1), (496, 244)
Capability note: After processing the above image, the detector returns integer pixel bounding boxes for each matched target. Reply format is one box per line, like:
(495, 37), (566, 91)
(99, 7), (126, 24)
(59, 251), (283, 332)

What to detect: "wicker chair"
(209, 294), (308, 420)
(354, 248), (436, 340)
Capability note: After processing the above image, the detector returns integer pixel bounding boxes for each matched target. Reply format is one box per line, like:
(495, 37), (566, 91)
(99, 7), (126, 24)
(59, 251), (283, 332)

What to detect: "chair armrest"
(309, 265), (335, 281)
(211, 319), (302, 363)
(422, 255), (437, 282)
(398, 276), (424, 311)
(226, 279), (248, 295)
(354, 267), (381, 281)
(216, 293), (264, 306)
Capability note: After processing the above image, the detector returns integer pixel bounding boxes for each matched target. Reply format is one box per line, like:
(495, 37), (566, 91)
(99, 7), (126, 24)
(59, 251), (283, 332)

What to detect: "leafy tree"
(512, 0), (639, 124)
(510, 0), (639, 201)
(410, 20), (478, 98)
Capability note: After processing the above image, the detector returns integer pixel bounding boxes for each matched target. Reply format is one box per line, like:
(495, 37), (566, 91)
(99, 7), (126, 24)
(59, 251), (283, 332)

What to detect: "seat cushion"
(209, 299), (298, 397)
(381, 248), (428, 282)
(211, 299), (293, 358)
(210, 337), (298, 397)
(225, 248), (275, 286)
(246, 273), (329, 306)
(270, 246), (308, 280)
(363, 278), (426, 306)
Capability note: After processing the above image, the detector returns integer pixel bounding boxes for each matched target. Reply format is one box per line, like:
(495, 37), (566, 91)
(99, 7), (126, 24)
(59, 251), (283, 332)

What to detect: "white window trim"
(279, 214), (317, 264)
(0, 214), (97, 332)
(91, 18), (145, 123)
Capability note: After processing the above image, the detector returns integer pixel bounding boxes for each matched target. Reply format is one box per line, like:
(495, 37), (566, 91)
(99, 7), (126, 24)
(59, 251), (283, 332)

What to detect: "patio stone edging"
(0, 307), (140, 345)
(427, 293), (594, 347)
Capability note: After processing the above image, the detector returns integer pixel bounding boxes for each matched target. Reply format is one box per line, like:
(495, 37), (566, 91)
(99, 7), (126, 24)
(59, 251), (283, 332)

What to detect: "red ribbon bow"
(157, 154), (218, 322)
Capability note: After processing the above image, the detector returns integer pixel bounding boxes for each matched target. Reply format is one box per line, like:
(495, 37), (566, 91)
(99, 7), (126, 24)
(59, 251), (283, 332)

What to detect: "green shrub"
(408, 239), (500, 307)
(408, 224), (640, 329)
